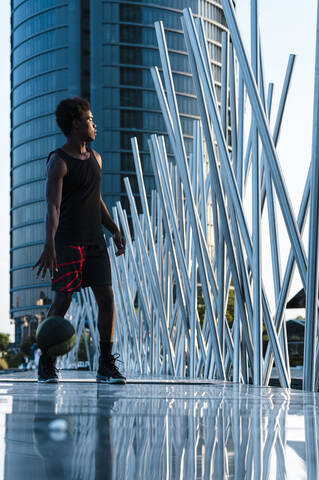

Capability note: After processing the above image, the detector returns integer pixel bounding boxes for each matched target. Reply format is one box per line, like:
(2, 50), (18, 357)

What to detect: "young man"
(33, 97), (126, 384)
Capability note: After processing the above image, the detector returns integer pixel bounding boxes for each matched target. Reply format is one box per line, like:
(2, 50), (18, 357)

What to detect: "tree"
(226, 288), (235, 326)
(0, 333), (10, 352)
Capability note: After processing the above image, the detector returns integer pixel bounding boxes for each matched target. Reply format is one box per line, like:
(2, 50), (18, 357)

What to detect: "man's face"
(74, 110), (97, 142)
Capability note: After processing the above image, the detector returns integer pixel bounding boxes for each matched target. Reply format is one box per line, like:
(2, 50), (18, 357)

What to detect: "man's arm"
(100, 196), (120, 234)
(93, 149), (126, 256)
(32, 154), (67, 279)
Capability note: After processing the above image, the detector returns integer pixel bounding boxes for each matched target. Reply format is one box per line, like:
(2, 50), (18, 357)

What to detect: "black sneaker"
(38, 353), (59, 383)
(96, 353), (126, 384)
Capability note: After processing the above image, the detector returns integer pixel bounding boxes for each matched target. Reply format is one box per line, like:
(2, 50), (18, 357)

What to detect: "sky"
(236, 0), (317, 317)
(0, 3), (10, 337)
(0, 1), (317, 336)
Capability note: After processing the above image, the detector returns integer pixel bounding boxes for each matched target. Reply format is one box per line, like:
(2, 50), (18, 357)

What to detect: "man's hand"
(113, 230), (126, 256)
(32, 242), (58, 280)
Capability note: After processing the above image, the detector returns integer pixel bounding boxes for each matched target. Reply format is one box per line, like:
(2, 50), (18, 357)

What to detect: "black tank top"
(49, 147), (104, 245)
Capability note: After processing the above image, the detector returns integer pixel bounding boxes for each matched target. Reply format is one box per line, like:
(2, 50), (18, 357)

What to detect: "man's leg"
(91, 285), (125, 383)
(38, 291), (73, 383)
(91, 285), (115, 355)
(47, 291), (73, 317)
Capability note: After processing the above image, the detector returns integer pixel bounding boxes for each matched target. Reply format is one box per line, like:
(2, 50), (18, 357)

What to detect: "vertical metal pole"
(303, 0), (319, 391)
(251, 0), (262, 385)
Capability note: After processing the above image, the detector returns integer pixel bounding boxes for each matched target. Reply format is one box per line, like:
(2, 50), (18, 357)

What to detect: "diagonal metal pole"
(152, 23), (226, 378)
(181, 16), (254, 365)
(263, 170), (310, 384)
(183, 9), (289, 387)
(220, 0), (307, 288)
(124, 178), (176, 374)
(149, 136), (208, 368)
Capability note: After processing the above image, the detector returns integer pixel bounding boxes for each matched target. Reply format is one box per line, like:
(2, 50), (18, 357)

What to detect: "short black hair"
(55, 97), (90, 136)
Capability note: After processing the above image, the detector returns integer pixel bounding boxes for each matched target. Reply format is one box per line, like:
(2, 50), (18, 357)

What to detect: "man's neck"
(62, 138), (88, 158)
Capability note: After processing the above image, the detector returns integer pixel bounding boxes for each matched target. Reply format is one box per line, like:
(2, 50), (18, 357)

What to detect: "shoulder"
(91, 149), (102, 168)
(47, 151), (68, 178)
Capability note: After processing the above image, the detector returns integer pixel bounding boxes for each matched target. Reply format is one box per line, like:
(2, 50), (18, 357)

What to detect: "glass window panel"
(120, 67), (142, 86)
(119, 131), (144, 150)
(12, 70), (67, 107)
(101, 174), (121, 196)
(13, 7), (67, 47)
(12, 222), (45, 248)
(12, 266), (47, 288)
(121, 88), (143, 108)
(12, 135), (63, 167)
(12, 115), (58, 146)
(103, 66), (120, 87)
(103, 130), (121, 150)
(12, 49), (67, 88)
(12, 159), (47, 187)
(119, 25), (142, 44)
(120, 110), (143, 129)
(103, 110), (120, 129)
(13, 28), (67, 65)
(103, 23), (118, 43)
(12, 202), (46, 228)
(121, 174), (138, 194)
(120, 152), (135, 172)
(12, 91), (66, 126)
(176, 94), (198, 115)
(141, 8), (181, 29)
(142, 111), (166, 131)
(119, 4), (142, 22)
(142, 90), (159, 109)
(120, 45), (143, 65)
(12, 180), (45, 206)
(11, 287), (52, 311)
(103, 87), (120, 107)
(13, 0), (66, 27)
(12, 0), (25, 9)
(11, 244), (44, 268)
(100, 152), (120, 173)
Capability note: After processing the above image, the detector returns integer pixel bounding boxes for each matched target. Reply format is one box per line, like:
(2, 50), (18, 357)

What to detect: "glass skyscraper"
(10, 0), (229, 337)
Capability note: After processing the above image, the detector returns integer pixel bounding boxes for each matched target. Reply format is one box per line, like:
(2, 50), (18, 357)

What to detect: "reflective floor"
(0, 371), (317, 479)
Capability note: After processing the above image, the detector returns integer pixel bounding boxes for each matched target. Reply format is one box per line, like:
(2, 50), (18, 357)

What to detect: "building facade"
(10, 0), (228, 334)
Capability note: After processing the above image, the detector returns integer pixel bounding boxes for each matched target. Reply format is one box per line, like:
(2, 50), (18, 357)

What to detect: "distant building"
(10, 0), (230, 328)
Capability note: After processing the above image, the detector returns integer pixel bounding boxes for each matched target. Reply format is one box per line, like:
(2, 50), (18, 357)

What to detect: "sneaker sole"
(96, 377), (126, 384)
(38, 378), (59, 383)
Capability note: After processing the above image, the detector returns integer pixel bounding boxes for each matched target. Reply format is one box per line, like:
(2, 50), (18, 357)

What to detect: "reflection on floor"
(0, 371), (318, 479)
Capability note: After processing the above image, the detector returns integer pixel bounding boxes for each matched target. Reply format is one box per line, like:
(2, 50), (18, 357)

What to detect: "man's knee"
(92, 285), (114, 308)
(50, 291), (73, 315)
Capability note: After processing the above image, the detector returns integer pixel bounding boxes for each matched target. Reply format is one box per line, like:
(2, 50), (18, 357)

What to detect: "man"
(33, 97), (126, 384)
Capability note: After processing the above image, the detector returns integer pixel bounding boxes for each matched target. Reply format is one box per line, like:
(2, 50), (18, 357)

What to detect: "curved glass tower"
(10, 0), (83, 335)
(10, 0), (229, 337)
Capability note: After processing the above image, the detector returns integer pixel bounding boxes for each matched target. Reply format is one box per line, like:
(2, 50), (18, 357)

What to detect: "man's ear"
(72, 118), (80, 130)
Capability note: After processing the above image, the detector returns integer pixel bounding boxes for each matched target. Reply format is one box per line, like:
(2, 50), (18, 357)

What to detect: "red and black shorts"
(52, 240), (112, 293)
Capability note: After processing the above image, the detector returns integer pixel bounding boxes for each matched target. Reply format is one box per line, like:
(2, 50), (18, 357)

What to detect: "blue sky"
(0, 1), (317, 336)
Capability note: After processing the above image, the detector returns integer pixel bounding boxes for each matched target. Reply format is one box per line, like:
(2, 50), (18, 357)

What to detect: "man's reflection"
(5, 384), (115, 479)
(32, 385), (115, 479)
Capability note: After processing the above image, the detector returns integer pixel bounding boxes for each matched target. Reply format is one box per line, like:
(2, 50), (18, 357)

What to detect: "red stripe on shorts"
(53, 245), (85, 292)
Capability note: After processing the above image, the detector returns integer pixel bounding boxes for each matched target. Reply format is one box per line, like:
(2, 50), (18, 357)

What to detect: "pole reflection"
(1, 383), (317, 479)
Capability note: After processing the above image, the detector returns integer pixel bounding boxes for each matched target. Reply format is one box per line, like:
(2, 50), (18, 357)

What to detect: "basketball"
(36, 316), (76, 357)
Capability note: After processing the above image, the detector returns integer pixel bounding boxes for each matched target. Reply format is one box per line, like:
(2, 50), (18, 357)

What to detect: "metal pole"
(303, 0), (319, 391)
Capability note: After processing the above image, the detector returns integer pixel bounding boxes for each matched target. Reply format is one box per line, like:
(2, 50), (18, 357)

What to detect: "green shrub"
(6, 352), (24, 368)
